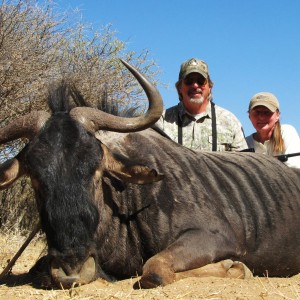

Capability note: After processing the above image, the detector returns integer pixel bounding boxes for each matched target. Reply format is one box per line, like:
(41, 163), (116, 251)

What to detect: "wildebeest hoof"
(226, 260), (253, 279)
(134, 272), (164, 289)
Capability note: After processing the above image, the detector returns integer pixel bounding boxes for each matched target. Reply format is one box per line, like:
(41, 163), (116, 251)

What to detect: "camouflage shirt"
(156, 101), (247, 152)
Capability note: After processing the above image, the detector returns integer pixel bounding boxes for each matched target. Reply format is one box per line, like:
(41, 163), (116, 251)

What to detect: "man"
(156, 58), (247, 151)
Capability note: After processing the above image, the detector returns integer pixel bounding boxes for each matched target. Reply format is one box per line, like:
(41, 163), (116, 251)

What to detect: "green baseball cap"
(179, 58), (209, 80)
(249, 92), (280, 112)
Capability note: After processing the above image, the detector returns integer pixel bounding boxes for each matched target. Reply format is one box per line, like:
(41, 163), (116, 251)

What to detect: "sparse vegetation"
(0, 0), (161, 231)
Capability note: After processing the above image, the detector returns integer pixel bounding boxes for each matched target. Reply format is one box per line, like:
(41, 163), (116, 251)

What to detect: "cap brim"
(182, 68), (208, 79)
(250, 102), (277, 112)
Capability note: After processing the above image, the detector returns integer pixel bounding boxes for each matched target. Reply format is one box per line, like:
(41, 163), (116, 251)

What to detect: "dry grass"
(0, 232), (300, 299)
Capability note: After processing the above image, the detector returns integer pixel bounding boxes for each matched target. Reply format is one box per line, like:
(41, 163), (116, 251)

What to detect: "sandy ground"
(0, 233), (300, 300)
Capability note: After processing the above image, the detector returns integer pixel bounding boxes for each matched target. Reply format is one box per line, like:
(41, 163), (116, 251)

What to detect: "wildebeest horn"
(0, 111), (50, 144)
(69, 59), (164, 133)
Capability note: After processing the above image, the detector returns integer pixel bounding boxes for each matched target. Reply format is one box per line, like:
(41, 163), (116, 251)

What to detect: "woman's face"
(249, 106), (280, 133)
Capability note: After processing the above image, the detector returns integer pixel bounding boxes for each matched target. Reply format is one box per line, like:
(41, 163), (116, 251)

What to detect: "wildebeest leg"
(138, 254), (251, 289)
(137, 231), (252, 289)
(174, 259), (253, 281)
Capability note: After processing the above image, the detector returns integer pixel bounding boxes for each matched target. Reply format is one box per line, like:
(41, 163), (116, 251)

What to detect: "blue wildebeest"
(1, 60), (300, 289)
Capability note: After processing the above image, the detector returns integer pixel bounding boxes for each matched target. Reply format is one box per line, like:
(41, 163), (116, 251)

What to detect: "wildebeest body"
(96, 128), (300, 279)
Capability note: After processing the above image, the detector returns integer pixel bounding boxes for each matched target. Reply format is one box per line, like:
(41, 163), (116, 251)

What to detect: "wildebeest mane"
(47, 82), (73, 114)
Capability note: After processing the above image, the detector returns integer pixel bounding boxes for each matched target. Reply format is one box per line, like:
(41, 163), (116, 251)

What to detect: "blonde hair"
(270, 120), (285, 154)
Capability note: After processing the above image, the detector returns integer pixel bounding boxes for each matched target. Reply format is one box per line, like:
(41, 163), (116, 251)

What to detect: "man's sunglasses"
(183, 77), (207, 86)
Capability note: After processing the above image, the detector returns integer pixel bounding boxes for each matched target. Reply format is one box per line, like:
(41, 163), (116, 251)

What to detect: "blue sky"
(55, 0), (300, 137)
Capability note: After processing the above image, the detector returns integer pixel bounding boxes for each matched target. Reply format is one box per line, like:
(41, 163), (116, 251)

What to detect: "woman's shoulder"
(281, 124), (299, 136)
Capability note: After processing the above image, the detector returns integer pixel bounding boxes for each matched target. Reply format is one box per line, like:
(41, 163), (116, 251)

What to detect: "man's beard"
(188, 95), (205, 105)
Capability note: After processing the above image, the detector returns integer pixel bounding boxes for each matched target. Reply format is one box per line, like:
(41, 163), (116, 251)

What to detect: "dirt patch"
(0, 233), (300, 299)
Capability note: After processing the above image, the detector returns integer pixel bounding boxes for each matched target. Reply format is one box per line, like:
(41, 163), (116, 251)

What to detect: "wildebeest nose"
(51, 256), (96, 289)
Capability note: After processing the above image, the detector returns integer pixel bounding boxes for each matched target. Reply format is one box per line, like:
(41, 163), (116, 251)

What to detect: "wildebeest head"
(0, 60), (164, 288)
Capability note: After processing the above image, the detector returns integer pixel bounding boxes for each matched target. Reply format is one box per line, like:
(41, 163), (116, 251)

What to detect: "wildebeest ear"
(100, 143), (164, 184)
(0, 158), (25, 190)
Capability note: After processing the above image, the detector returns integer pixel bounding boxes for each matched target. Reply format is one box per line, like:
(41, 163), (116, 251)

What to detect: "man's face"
(178, 73), (211, 106)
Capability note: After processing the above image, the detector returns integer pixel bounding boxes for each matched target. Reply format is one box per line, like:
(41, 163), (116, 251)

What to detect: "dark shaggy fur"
(9, 83), (300, 289)
(24, 86), (101, 265)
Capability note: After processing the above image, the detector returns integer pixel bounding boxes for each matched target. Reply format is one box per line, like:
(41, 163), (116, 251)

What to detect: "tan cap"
(249, 92), (280, 112)
(179, 58), (209, 80)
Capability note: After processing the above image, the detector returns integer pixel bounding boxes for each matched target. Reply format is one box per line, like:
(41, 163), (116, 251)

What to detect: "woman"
(246, 92), (300, 168)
